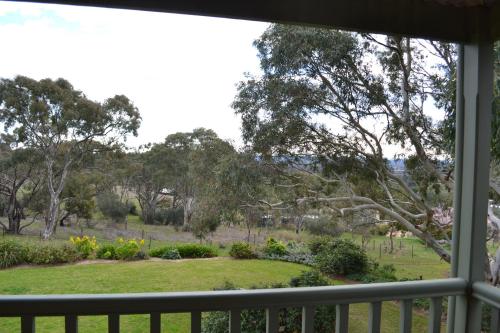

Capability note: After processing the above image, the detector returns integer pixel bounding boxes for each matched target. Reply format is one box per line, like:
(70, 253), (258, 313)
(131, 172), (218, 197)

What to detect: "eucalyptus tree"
(162, 128), (235, 227)
(233, 25), (463, 262)
(0, 138), (43, 234)
(0, 76), (141, 239)
(130, 144), (171, 225)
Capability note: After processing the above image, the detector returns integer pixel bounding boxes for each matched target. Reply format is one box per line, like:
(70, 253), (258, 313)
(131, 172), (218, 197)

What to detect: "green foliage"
(149, 246), (175, 258)
(69, 236), (98, 259)
(372, 224), (391, 236)
(161, 248), (181, 260)
(308, 236), (334, 255)
(305, 216), (342, 237)
(263, 237), (287, 256)
(96, 244), (118, 260)
(153, 207), (183, 225)
(176, 244), (217, 258)
(229, 242), (256, 259)
(0, 240), (26, 269)
(348, 262), (398, 283)
(96, 192), (129, 223)
(314, 239), (369, 276)
(24, 244), (81, 265)
(289, 270), (330, 287)
(149, 244), (217, 259)
(202, 271), (335, 333)
(115, 238), (144, 260)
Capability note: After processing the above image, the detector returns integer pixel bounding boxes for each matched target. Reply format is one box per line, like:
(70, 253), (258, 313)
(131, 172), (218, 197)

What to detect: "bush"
(229, 242), (256, 259)
(371, 224), (391, 236)
(202, 271), (335, 333)
(154, 207), (184, 225)
(263, 238), (287, 256)
(115, 238), (145, 260)
(305, 216), (343, 237)
(315, 239), (368, 276)
(0, 240), (26, 269)
(149, 246), (175, 258)
(149, 244), (217, 258)
(96, 244), (117, 260)
(289, 270), (330, 287)
(176, 244), (217, 258)
(308, 236), (333, 255)
(161, 248), (181, 260)
(348, 262), (398, 283)
(96, 192), (129, 223)
(25, 244), (80, 265)
(69, 235), (98, 259)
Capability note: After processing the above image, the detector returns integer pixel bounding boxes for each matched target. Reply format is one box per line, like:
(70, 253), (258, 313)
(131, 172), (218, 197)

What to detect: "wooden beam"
(9, 0), (500, 42)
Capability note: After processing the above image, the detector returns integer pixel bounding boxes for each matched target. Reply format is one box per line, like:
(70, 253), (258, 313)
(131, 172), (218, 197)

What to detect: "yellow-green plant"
(69, 236), (98, 259)
(115, 238), (145, 260)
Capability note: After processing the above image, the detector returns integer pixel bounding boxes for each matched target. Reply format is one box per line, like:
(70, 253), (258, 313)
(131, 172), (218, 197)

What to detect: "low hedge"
(0, 240), (82, 268)
(149, 243), (218, 259)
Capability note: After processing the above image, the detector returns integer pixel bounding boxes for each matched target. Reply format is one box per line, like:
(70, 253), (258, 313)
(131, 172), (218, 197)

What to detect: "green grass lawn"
(0, 258), (436, 333)
(343, 234), (450, 280)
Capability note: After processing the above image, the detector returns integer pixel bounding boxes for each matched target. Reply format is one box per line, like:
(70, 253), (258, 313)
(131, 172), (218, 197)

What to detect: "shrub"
(371, 223), (391, 236)
(115, 238), (145, 260)
(96, 192), (128, 223)
(202, 271), (335, 333)
(96, 244), (117, 260)
(260, 253), (315, 266)
(289, 270), (330, 287)
(161, 248), (181, 260)
(0, 240), (26, 269)
(229, 242), (256, 259)
(149, 246), (175, 258)
(305, 216), (343, 237)
(308, 236), (333, 255)
(69, 235), (98, 259)
(154, 207), (184, 225)
(25, 244), (80, 265)
(263, 238), (287, 256)
(348, 262), (398, 283)
(315, 239), (368, 276)
(176, 244), (217, 258)
(149, 244), (217, 258)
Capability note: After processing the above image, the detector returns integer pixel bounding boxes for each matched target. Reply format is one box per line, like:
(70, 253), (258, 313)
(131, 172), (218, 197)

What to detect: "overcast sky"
(0, 1), (268, 147)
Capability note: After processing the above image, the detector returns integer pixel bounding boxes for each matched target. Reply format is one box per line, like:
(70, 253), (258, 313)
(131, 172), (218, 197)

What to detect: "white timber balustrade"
(0, 278), (467, 333)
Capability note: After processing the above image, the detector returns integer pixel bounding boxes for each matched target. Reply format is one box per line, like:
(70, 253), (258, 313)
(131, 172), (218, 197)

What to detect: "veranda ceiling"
(9, 0), (500, 42)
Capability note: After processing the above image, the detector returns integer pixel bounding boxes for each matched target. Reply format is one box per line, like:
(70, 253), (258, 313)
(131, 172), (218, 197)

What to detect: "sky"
(0, 1), (268, 147)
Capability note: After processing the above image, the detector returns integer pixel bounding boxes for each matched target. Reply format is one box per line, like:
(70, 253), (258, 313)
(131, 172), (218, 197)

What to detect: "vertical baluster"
(108, 314), (120, 333)
(368, 302), (382, 333)
(191, 311), (201, 333)
(301, 306), (315, 333)
(230, 309), (241, 333)
(21, 316), (35, 333)
(336, 304), (349, 333)
(490, 306), (500, 333)
(65, 315), (78, 333)
(266, 308), (279, 333)
(400, 299), (413, 333)
(428, 297), (442, 333)
(150, 312), (161, 333)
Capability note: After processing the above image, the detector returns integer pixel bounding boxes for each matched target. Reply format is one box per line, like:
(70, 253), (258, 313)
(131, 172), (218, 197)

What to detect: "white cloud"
(0, 1), (268, 147)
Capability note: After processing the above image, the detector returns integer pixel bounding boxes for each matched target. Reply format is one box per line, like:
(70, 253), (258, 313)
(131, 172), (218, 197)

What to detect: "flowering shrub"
(70, 236), (98, 259)
(115, 238), (146, 260)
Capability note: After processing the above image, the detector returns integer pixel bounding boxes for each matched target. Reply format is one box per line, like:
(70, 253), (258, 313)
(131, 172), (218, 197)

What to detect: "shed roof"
(11, 0), (500, 42)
